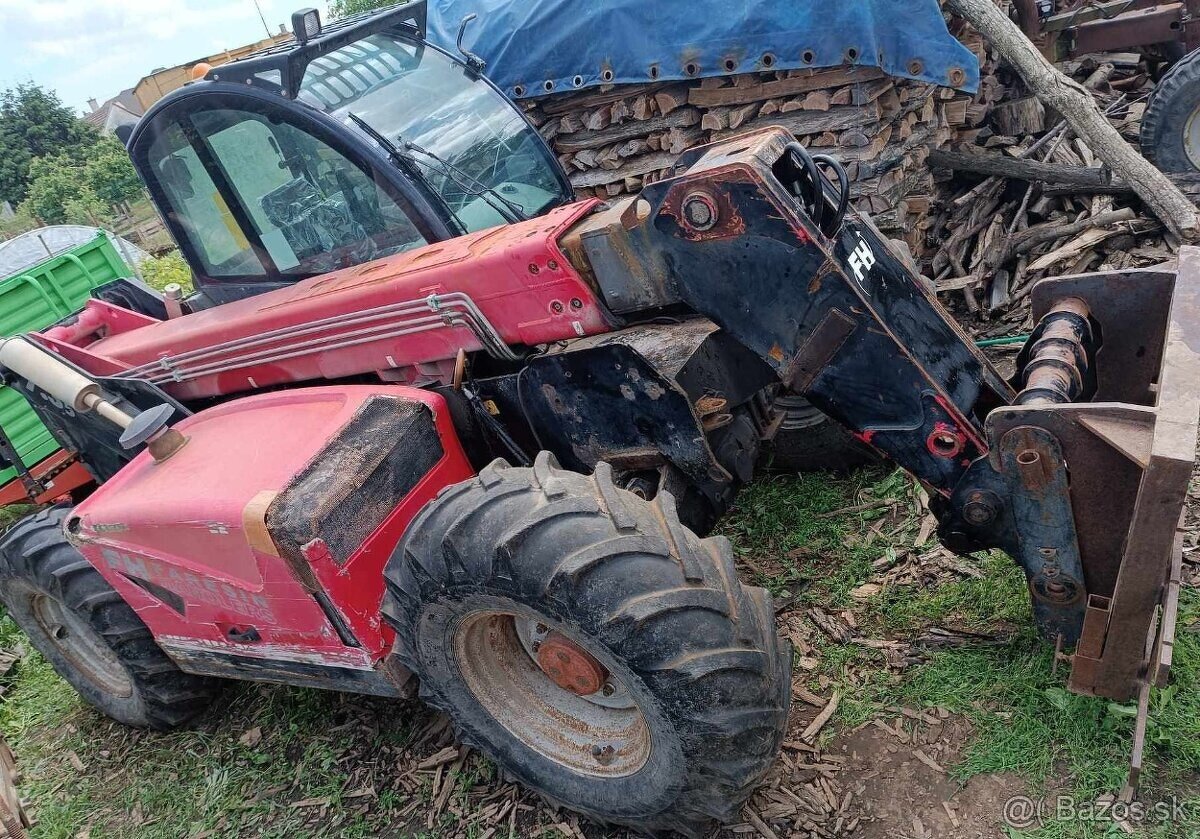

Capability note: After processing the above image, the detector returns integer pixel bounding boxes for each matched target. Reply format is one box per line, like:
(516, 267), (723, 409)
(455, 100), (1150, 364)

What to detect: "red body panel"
(68, 386), (473, 668)
(46, 202), (609, 400)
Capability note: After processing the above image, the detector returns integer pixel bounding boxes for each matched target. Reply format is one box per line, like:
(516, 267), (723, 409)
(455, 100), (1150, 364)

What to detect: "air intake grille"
(267, 396), (443, 567)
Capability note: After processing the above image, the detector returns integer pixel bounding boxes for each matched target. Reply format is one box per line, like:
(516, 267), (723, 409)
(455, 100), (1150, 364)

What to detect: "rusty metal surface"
(1016, 297), (1092, 406)
(998, 427), (1089, 641)
(1070, 3), (1183, 55)
(536, 632), (609, 696)
(454, 611), (651, 778)
(996, 254), (1200, 700)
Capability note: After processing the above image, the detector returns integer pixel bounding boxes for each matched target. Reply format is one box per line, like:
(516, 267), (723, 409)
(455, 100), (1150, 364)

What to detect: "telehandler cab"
(0, 4), (1197, 834)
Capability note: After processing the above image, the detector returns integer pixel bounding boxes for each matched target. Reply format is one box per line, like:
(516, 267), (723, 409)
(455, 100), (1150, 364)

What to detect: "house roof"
(84, 89), (144, 131)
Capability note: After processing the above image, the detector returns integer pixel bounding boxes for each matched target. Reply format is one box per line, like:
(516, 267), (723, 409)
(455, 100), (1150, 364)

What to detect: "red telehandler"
(0, 5), (1196, 835)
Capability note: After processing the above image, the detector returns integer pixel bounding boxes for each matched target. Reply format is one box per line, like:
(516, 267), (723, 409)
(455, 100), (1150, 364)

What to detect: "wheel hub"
(535, 632), (608, 696)
(453, 610), (651, 777)
(30, 591), (133, 698)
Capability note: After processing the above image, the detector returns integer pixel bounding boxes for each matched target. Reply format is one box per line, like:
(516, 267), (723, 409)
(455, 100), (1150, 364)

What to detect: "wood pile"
(518, 15), (1004, 253)
(924, 50), (1177, 332)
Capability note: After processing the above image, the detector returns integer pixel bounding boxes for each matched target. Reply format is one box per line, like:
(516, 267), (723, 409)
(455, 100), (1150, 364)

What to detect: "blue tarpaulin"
(425, 0), (980, 99)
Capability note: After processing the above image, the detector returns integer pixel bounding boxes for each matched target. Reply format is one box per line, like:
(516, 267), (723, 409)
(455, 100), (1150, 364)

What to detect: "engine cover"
(66, 385), (473, 691)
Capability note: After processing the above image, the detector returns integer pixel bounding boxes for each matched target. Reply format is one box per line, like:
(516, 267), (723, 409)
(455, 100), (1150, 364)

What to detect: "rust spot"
(536, 632), (608, 696)
(768, 344), (786, 363)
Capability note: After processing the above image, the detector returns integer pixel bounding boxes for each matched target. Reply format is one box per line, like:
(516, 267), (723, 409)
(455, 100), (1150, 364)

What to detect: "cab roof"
(202, 2), (428, 100)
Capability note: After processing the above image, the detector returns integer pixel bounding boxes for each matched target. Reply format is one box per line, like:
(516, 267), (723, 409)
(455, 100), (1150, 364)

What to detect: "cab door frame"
(128, 83), (460, 305)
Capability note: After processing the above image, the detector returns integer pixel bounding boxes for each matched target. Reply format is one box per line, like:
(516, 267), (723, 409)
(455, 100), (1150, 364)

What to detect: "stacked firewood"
(518, 18), (1001, 254)
(924, 51), (1180, 328)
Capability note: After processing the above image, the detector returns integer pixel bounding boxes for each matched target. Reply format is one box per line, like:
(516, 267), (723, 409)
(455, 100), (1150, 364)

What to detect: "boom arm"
(562, 127), (1200, 702)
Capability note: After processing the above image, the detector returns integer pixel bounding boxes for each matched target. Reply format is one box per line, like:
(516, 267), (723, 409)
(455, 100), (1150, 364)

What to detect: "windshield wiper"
(401, 140), (529, 224)
(347, 112), (528, 226)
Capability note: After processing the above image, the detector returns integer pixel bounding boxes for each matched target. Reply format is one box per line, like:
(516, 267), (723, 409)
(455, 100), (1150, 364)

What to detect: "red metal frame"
(38, 201), (611, 401)
(67, 386), (473, 669)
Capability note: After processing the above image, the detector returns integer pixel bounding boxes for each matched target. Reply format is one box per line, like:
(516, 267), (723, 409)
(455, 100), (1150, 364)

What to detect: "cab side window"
(143, 103), (429, 281)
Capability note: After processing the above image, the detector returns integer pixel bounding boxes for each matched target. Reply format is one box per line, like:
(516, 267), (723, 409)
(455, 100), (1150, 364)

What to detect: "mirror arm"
(456, 14), (487, 78)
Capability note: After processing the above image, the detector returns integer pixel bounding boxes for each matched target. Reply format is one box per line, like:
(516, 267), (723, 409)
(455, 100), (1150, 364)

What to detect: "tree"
(329, 0), (398, 19)
(84, 137), (145, 207)
(23, 155), (95, 225)
(0, 84), (98, 206)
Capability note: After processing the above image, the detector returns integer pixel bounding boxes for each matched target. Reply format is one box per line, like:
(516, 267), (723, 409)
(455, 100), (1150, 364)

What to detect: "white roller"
(0, 338), (132, 428)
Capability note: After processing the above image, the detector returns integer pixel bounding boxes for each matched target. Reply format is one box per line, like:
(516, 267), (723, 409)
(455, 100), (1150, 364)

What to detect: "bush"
(138, 251), (193, 292)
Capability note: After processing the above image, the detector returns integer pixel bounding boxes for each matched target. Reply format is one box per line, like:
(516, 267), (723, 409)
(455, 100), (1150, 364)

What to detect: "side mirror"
(160, 155), (195, 200)
(456, 14), (486, 77)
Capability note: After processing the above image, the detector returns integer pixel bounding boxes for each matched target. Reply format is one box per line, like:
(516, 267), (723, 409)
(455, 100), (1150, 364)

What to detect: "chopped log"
(728, 102), (761, 130)
(555, 107), (701, 151)
(572, 149), (598, 169)
(992, 96), (1046, 136)
(941, 99), (969, 126)
(929, 149), (1113, 188)
(829, 87), (853, 106)
(802, 90), (832, 111)
(851, 79), (896, 106)
(616, 138), (650, 158)
(653, 84), (690, 115)
(558, 112), (583, 133)
(687, 66), (885, 107)
(569, 151), (681, 188)
(667, 126), (704, 154)
(701, 108), (729, 132)
(583, 106), (612, 131)
(1083, 62), (1116, 90)
(713, 103), (882, 140)
(632, 94), (653, 120)
(760, 97), (785, 115)
(946, 0), (1200, 240)
(540, 83), (659, 115)
(609, 98), (631, 125)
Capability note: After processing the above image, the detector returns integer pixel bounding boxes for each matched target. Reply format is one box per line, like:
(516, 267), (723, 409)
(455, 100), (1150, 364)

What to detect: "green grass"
(0, 468), (1196, 837)
(723, 469), (1200, 838)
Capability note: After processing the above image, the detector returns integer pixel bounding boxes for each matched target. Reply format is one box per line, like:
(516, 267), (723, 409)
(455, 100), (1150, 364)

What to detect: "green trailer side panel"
(0, 233), (134, 487)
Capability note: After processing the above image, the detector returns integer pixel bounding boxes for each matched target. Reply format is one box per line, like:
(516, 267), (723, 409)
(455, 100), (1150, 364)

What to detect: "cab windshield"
(299, 33), (568, 232)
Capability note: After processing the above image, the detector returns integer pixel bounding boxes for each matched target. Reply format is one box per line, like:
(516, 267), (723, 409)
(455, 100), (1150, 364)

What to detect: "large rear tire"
(1141, 47), (1200, 173)
(0, 508), (218, 730)
(382, 453), (790, 837)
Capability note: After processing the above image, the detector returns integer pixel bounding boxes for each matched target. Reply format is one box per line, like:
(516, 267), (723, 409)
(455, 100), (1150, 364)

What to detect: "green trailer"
(0, 233), (134, 489)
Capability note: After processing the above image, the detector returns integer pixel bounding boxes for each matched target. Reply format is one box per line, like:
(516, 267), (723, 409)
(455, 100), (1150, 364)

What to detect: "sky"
(0, 0), (335, 115)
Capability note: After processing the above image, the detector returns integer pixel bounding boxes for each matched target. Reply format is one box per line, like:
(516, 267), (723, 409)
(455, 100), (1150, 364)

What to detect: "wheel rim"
(30, 592), (134, 697)
(1183, 102), (1200, 169)
(452, 611), (652, 778)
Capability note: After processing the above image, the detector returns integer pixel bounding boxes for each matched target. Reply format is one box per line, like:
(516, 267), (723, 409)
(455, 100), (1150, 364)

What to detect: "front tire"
(382, 454), (790, 837)
(1142, 47), (1200, 172)
(0, 508), (218, 730)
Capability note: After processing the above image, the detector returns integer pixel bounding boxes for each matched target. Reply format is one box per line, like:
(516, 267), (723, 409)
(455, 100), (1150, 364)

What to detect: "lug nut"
(590, 744), (615, 765)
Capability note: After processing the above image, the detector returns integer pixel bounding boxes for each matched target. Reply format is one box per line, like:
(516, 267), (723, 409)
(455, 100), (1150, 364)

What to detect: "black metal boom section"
(567, 128), (1013, 496)
(564, 127), (1200, 702)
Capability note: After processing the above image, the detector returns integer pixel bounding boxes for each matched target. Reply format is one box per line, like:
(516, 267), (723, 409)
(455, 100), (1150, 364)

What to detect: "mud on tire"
(0, 507), (218, 730)
(382, 453), (791, 837)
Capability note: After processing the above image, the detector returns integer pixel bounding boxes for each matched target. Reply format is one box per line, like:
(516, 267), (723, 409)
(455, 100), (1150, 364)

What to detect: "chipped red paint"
(926, 421), (967, 459)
